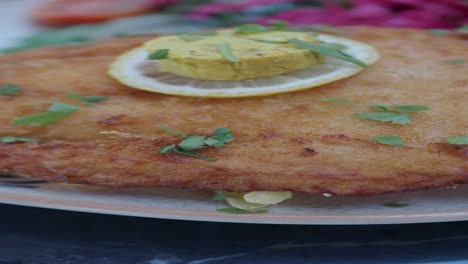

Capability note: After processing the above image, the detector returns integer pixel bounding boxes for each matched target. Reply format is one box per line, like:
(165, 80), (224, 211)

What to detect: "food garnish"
(216, 208), (269, 214)
(1, 136), (40, 143)
(66, 93), (108, 104)
(0, 84), (20, 96)
(447, 136), (468, 145)
(319, 98), (355, 104)
(445, 59), (465, 64)
(218, 42), (240, 62)
(383, 202), (409, 208)
(12, 102), (79, 126)
(147, 49), (169, 60)
(159, 125), (234, 161)
(372, 135), (404, 146)
(354, 112), (412, 124)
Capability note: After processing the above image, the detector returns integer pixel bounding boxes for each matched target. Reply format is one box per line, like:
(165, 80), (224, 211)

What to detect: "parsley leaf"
(447, 136), (468, 145)
(212, 192), (227, 202)
(354, 112), (412, 124)
(320, 98), (355, 104)
(0, 84), (20, 96)
(178, 31), (217, 41)
(216, 208), (269, 214)
(371, 105), (430, 112)
(219, 42), (240, 62)
(288, 38), (367, 67)
(12, 102), (79, 126)
(372, 135), (404, 146)
(268, 20), (288, 30)
(66, 93), (108, 104)
(383, 202), (408, 208)
(445, 59), (465, 64)
(235, 24), (272, 34)
(147, 49), (169, 60)
(158, 126), (234, 161)
(1, 136), (40, 143)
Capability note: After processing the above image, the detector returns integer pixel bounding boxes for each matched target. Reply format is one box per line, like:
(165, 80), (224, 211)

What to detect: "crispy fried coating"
(0, 27), (466, 195)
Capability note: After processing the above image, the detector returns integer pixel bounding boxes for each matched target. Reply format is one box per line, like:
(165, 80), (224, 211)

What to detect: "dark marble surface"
(1, 204), (468, 264)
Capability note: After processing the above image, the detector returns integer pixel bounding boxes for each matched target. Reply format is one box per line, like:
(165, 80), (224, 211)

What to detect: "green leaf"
(148, 49), (169, 60)
(268, 20), (288, 30)
(178, 31), (217, 41)
(235, 24), (272, 33)
(212, 192), (227, 202)
(178, 135), (207, 150)
(325, 42), (347, 50)
(0, 84), (20, 96)
(160, 144), (176, 155)
(372, 135), (404, 146)
(12, 102), (79, 126)
(206, 128), (234, 148)
(1, 136), (40, 143)
(216, 208), (269, 214)
(288, 38), (367, 67)
(445, 59), (465, 64)
(354, 112), (412, 124)
(447, 136), (468, 145)
(320, 98), (355, 104)
(244, 38), (288, 44)
(372, 105), (430, 112)
(66, 93), (108, 104)
(173, 148), (214, 161)
(219, 42), (240, 62)
(383, 202), (408, 208)
(430, 29), (449, 36)
(158, 125), (188, 137)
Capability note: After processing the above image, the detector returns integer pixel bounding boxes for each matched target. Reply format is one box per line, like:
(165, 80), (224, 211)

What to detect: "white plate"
(1, 177), (467, 225)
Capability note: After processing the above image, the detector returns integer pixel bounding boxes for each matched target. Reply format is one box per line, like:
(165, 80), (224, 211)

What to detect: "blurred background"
(1, 0), (467, 53)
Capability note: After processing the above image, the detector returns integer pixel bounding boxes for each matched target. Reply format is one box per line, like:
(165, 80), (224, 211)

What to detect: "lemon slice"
(109, 33), (380, 98)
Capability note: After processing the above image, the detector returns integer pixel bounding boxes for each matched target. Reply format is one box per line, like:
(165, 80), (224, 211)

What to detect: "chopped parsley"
(371, 105), (430, 112)
(212, 192), (228, 202)
(147, 49), (169, 60)
(288, 38), (367, 67)
(12, 102), (79, 126)
(0, 84), (20, 96)
(178, 31), (217, 41)
(159, 125), (234, 161)
(445, 59), (465, 64)
(245, 38), (288, 44)
(1, 136), (40, 143)
(447, 136), (468, 145)
(216, 208), (269, 214)
(320, 98), (355, 104)
(219, 43), (240, 62)
(372, 135), (404, 146)
(235, 24), (275, 34)
(354, 112), (412, 125)
(66, 93), (108, 104)
(383, 202), (409, 208)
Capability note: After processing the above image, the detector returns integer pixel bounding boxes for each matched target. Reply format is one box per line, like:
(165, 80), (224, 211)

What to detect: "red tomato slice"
(32, 0), (164, 25)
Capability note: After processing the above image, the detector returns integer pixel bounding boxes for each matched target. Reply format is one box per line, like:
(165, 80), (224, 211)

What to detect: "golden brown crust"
(0, 26), (466, 195)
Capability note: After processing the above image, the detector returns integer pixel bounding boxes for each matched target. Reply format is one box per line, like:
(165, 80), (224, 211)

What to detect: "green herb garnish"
(244, 38), (288, 44)
(235, 24), (274, 34)
(0, 84), (20, 96)
(12, 102), (79, 126)
(372, 135), (404, 146)
(216, 208), (269, 214)
(66, 93), (108, 104)
(430, 29), (449, 36)
(445, 59), (465, 64)
(320, 98), (355, 104)
(383, 202), (408, 208)
(354, 112), (411, 125)
(268, 20), (289, 30)
(159, 125), (234, 161)
(178, 31), (217, 41)
(371, 105), (430, 112)
(288, 38), (367, 67)
(219, 43), (240, 62)
(212, 192), (228, 202)
(447, 136), (468, 145)
(1, 136), (40, 143)
(147, 49), (169, 60)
